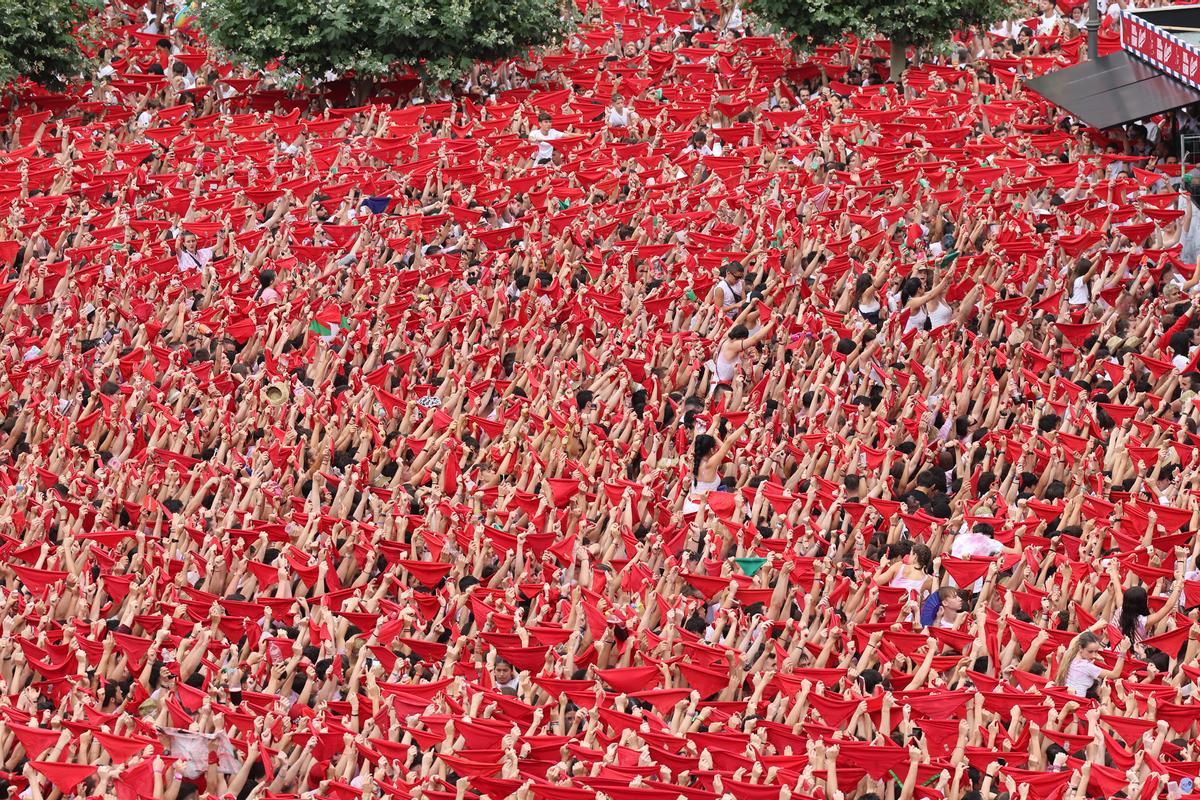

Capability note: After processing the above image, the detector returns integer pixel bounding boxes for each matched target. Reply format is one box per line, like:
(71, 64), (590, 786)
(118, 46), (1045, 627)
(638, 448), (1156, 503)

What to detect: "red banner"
(1122, 11), (1200, 90)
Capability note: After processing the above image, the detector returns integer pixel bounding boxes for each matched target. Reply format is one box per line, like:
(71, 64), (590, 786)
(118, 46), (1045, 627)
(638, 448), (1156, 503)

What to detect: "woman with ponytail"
(682, 421), (749, 514)
(1057, 631), (1130, 698)
(1104, 557), (1186, 652)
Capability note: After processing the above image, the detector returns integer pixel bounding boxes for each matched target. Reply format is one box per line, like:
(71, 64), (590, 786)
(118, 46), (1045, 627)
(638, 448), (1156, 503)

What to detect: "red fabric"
(8, 722), (63, 758)
(596, 666), (661, 693)
(30, 761), (98, 794)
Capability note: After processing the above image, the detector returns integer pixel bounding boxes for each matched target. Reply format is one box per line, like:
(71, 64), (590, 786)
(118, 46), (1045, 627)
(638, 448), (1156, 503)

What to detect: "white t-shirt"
(178, 247), (213, 272)
(1069, 276), (1090, 305)
(1064, 658), (1102, 697)
(530, 128), (563, 161)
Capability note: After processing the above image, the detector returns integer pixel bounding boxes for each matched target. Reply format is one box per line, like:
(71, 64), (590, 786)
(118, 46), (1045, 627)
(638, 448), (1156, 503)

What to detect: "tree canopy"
(199, 0), (565, 84)
(0, 0), (97, 89)
(748, 0), (1012, 75)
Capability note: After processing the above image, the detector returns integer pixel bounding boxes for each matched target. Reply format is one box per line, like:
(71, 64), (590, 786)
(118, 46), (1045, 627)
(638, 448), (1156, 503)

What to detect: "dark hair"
(911, 543), (933, 573)
(1170, 330), (1192, 358)
(1118, 586), (1150, 641)
(858, 668), (887, 694)
(694, 434), (717, 472)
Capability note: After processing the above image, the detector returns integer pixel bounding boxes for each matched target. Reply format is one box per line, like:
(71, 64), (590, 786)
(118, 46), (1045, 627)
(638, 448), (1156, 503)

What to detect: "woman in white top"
(874, 541), (935, 598)
(708, 317), (776, 387)
(684, 424), (748, 513)
(875, 542), (936, 622)
(724, 1), (744, 31)
(852, 272), (885, 326)
(926, 299), (954, 330)
(899, 271), (953, 334)
(1106, 557), (1184, 652)
(176, 230), (223, 272)
(1057, 631), (1128, 698)
(1068, 257), (1099, 307)
(1169, 330), (1194, 372)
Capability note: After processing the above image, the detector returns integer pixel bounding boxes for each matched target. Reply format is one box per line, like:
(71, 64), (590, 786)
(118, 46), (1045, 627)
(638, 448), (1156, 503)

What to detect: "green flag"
(734, 557), (767, 577)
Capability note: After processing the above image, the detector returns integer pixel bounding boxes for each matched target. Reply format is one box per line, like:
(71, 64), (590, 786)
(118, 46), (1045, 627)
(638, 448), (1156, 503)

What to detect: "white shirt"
(1064, 658), (1102, 697)
(989, 19), (1019, 38)
(928, 301), (954, 330)
(178, 247), (213, 272)
(530, 128), (563, 161)
(1069, 276), (1090, 305)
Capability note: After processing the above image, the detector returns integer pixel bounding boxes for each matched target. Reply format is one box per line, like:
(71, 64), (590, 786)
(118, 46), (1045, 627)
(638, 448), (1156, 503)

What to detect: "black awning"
(1025, 51), (1200, 129)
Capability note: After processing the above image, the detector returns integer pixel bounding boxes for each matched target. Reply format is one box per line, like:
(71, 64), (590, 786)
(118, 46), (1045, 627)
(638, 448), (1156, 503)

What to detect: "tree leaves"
(198, 0), (565, 85)
(0, 0), (99, 89)
(747, 0), (1017, 53)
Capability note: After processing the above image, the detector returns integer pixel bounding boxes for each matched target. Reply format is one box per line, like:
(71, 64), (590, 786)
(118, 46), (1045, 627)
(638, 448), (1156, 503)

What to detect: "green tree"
(748, 0), (1013, 82)
(0, 0), (97, 89)
(199, 0), (565, 96)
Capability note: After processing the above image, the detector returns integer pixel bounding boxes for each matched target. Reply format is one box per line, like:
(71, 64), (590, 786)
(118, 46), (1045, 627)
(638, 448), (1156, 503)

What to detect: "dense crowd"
(2, 0), (1200, 799)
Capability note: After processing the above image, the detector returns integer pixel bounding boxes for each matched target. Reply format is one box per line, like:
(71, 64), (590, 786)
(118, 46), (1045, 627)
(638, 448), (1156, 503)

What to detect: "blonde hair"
(1055, 631), (1100, 685)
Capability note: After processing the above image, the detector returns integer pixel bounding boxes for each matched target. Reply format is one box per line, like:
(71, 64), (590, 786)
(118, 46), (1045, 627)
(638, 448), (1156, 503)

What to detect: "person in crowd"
(2, 1), (1200, 799)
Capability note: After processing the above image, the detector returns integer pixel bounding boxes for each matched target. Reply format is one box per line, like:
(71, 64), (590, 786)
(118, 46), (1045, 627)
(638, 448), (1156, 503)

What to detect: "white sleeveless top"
(906, 306), (929, 333)
(713, 348), (738, 382)
(927, 301), (953, 330)
(717, 279), (743, 308)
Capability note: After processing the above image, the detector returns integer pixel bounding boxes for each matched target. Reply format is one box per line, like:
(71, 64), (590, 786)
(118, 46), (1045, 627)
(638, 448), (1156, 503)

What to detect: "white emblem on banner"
(1130, 24), (1146, 50)
(1158, 36), (1173, 63)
